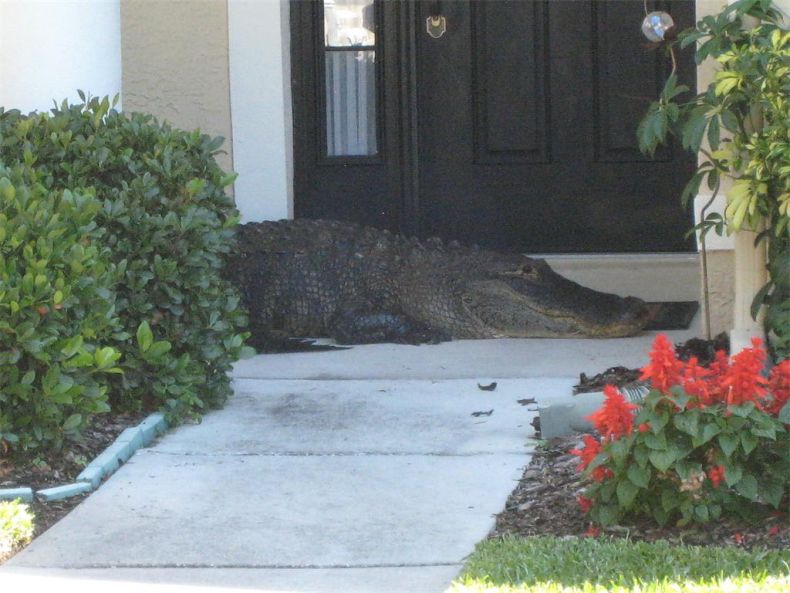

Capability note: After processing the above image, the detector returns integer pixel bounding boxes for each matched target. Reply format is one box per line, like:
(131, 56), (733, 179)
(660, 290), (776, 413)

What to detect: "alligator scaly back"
(226, 219), (651, 350)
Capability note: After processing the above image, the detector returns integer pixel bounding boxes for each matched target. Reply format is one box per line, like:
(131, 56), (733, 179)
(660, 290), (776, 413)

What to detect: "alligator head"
(457, 255), (651, 338)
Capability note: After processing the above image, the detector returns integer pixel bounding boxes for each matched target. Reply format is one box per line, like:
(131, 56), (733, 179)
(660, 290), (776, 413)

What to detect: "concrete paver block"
(114, 427), (144, 450)
(138, 413), (167, 445)
(87, 450), (120, 476)
(75, 466), (104, 490)
(36, 483), (92, 502)
(0, 488), (34, 503)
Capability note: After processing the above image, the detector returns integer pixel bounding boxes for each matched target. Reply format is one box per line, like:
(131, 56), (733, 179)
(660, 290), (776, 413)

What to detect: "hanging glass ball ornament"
(641, 11), (674, 42)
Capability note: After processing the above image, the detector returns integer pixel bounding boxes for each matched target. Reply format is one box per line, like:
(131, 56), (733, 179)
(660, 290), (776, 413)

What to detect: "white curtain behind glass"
(326, 51), (377, 156)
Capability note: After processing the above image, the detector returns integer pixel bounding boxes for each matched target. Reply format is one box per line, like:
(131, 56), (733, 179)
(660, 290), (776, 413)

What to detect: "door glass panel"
(324, 0), (375, 47)
(324, 0), (378, 156)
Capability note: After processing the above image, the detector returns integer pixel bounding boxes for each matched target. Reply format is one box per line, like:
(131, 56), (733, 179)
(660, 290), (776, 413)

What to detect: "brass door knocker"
(426, 15), (446, 38)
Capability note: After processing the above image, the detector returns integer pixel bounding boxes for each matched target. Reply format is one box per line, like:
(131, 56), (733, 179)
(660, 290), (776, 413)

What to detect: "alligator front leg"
(329, 309), (448, 345)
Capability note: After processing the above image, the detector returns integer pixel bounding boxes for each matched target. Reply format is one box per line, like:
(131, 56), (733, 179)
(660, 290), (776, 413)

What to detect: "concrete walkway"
(1, 330), (696, 592)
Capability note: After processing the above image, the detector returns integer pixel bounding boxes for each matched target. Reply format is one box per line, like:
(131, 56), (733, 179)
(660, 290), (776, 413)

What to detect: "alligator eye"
(520, 263), (539, 277)
(501, 262), (539, 279)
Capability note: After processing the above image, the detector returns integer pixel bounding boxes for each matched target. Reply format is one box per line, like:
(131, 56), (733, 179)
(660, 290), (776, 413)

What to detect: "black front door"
(292, 0), (696, 253)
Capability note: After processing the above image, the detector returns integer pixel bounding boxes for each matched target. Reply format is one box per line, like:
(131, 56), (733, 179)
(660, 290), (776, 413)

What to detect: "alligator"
(227, 219), (651, 350)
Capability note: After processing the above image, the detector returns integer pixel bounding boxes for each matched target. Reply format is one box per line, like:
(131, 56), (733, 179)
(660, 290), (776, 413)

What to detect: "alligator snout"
(622, 296), (650, 322)
(603, 296), (651, 337)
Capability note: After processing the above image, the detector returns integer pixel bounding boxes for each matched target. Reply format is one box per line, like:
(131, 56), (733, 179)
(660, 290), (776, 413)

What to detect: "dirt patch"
(491, 436), (790, 550)
(1, 411), (147, 541)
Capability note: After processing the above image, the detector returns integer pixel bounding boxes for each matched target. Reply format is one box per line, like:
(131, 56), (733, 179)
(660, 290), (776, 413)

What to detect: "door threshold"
(529, 252), (698, 261)
(535, 252), (700, 302)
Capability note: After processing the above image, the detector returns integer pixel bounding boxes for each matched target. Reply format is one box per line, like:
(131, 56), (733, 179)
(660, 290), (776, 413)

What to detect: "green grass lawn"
(450, 536), (790, 593)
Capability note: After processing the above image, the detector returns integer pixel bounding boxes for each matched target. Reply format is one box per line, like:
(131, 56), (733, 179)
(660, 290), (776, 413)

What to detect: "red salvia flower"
(705, 349), (731, 404)
(569, 435), (602, 472)
(586, 385), (638, 440)
(707, 465), (725, 489)
(577, 495), (594, 514)
(584, 524), (601, 537)
(682, 356), (714, 407)
(638, 422), (651, 433)
(708, 349), (730, 377)
(766, 359), (790, 417)
(640, 334), (683, 392)
(720, 337), (767, 407)
(592, 466), (614, 482)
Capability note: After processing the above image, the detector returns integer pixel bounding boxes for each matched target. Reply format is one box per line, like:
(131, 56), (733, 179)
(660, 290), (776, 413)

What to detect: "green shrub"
(0, 499), (34, 562)
(0, 95), (252, 423)
(0, 165), (120, 451)
(573, 335), (790, 528)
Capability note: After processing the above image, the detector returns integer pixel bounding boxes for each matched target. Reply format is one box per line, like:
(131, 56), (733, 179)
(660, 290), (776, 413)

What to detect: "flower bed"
(572, 334), (790, 529)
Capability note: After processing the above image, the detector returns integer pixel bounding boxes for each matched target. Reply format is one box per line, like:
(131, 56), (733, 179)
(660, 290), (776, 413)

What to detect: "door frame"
(291, 0), (424, 235)
(289, 0), (698, 252)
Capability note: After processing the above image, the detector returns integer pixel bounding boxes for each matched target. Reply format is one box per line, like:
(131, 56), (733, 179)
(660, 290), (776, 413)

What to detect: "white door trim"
(228, 0), (293, 222)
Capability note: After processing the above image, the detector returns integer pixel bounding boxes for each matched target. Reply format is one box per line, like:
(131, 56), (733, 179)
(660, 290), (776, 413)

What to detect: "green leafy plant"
(573, 334), (790, 528)
(0, 499), (34, 562)
(0, 95), (253, 424)
(0, 165), (120, 451)
(638, 0), (790, 359)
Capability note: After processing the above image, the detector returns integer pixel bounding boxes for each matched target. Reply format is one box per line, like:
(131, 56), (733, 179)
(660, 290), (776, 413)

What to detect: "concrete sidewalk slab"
(4, 376), (541, 592)
(0, 565), (463, 592)
(231, 329), (698, 381)
(2, 330), (696, 592)
(154, 378), (569, 456)
(8, 451), (524, 568)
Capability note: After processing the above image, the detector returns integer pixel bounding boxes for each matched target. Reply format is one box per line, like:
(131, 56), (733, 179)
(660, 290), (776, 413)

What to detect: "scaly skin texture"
(227, 219), (651, 350)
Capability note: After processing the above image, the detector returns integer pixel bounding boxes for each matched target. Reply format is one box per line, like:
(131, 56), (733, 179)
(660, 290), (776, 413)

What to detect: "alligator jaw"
(461, 279), (650, 339)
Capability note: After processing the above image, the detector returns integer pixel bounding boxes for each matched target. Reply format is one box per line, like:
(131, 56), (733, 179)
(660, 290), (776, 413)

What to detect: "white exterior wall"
(0, 0), (121, 113)
(228, 0), (293, 222)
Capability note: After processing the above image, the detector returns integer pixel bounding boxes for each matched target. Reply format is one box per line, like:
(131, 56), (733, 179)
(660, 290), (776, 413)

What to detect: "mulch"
(491, 436), (790, 551)
(573, 332), (730, 394)
(1, 411), (147, 538)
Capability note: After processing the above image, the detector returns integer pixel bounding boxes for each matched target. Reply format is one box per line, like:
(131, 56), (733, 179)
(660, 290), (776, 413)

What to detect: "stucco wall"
(0, 0), (121, 113)
(702, 250), (736, 336)
(121, 0), (233, 173)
